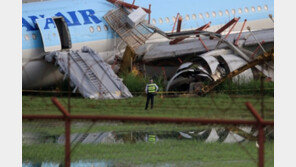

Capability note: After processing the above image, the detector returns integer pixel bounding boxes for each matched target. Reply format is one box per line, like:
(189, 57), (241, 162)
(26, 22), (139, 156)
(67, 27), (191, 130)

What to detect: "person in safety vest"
(145, 79), (159, 110)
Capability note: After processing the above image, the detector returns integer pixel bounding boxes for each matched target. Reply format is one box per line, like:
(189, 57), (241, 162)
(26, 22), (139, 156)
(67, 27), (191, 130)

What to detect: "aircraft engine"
(166, 49), (257, 93)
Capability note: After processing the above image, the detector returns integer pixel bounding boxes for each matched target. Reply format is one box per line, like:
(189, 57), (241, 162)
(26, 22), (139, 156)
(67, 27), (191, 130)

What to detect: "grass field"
(23, 93), (274, 120)
(23, 94), (274, 166)
(23, 140), (274, 167)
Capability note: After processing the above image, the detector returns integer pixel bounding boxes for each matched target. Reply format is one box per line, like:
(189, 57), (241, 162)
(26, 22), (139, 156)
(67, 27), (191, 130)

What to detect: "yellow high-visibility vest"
(148, 84), (157, 93)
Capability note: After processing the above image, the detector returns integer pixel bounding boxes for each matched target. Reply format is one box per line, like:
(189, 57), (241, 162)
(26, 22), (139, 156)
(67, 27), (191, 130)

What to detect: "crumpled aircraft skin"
(166, 49), (271, 92)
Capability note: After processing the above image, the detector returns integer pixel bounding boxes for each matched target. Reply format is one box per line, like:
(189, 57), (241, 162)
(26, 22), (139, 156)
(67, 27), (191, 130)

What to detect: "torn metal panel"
(244, 28), (274, 46)
(166, 50), (262, 91)
(177, 62), (193, 72)
(139, 29), (273, 63)
(205, 129), (219, 143)
(219, 54), (254, 83)
(45, 46), (132, 99)
(198, 49), (233, 57)
(166, 69), (194, 91)
(197, 55), (220, 74)
(166, 66), (213, 91)
(223, 132), (245, 143)
(255, 63), (274, 81)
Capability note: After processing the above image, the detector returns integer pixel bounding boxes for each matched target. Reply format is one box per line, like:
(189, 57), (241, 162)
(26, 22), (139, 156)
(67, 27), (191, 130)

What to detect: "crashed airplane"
(22, 0), (274, 97)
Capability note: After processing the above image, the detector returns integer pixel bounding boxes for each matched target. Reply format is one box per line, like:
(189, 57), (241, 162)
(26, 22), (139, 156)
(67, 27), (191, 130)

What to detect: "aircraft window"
(205, 12), (210, 18)
(32, 34), (36, 40)
(104, 25), (108, 31)
(225, 10), (229, 16)
(172, 16), (176, 22)
(152, 19), (156, 24)
(199, 13), (203, 19)
(159, 18), (163, 24)
(251, 6), (255, 12)
(25, 35), (29, 41)
(89, 26), (94, 33)
(97, 26), (101, 32)
(257, 6), (262, 11)
(264, 5), (268, 11)
(238, 8), (242, 14)
(244, 7), (249, 13)
(218, 11), (223, 16)
(212, 11), (216, 17)
(165, 17), (170, 23)
(192, 14), (196, 20)
(231, 9), (236, 15)
(185, 14), (190, 20)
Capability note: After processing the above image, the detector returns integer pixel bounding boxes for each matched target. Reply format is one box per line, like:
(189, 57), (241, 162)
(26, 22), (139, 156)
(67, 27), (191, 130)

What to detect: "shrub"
(120, 73), (166, 95)
(120, 73), (148, 94)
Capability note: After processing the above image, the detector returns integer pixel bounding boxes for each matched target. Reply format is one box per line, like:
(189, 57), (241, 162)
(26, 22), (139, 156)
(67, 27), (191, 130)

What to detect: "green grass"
(214, 79), (274, 96)
(23, 94), (274, 166)
(23, 94), (274, 120)
(23, 94), (274, 133)
(23, 140), (274, 167)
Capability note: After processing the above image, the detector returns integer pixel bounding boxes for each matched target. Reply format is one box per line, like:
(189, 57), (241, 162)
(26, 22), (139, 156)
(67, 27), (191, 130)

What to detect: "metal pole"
(260, 73), (265, 119)
(172, 13), (180, 33)
(258, 124), (265, 167)
(247, 26), (266, 53)
(148, 4), (151, 24)
(176, 16), (182, 32)
(250, 41), (265, 59)
(235, 19), (247, 46)
(268, 14), (274, 23)
(245, 102), (265, 167)
(199, 37), (209, 51)
(51, 97), (71, 167)
(224, 17), (240, 39)
(65, 117), (71, 167)
(67, 52), (71, 114)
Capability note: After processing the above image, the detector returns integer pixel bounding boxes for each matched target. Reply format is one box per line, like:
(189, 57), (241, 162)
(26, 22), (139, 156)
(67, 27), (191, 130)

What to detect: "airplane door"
(36, 18), (62, 52)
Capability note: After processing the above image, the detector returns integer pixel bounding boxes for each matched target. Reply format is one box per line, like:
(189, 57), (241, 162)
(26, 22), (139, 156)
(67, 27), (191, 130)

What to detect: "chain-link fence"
(22, 89), (274, 167)
(23, 119), (65, 166)
(22, 119), (273, 167)
(22, 90), (274, 118)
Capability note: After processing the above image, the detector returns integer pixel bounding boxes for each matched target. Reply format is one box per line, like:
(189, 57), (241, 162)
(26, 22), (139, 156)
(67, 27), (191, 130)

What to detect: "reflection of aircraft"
(22, 0), (274, 90)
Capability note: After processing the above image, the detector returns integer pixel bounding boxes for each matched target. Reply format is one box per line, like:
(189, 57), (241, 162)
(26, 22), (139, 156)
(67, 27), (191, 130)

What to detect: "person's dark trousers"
(145, 93), (154, 109)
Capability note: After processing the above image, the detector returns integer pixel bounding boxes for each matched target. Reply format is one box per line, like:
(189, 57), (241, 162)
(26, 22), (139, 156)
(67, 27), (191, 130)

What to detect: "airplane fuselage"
(22, 0), (274, 89)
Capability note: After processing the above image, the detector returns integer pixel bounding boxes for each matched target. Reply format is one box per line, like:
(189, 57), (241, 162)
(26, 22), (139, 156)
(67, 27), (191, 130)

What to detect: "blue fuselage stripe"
(22, 0), (274, 50)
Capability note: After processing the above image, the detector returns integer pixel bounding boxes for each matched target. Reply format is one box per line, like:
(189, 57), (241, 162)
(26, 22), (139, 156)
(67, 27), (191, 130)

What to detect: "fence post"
(258, 124), (265, 167)
(23, 97), (273, 167)
(65, 117), (71, 167)
(51, 97), (71, 167)
(245, 102), (265, 167)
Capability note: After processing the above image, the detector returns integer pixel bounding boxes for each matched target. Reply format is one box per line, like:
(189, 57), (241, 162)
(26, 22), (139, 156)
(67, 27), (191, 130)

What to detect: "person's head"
(150, 79), (153, 83)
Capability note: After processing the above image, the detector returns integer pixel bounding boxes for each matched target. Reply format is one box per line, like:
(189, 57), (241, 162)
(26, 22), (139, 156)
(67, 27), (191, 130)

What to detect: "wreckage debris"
(166, 49), (274, 93)
(45, 46), (133, 99)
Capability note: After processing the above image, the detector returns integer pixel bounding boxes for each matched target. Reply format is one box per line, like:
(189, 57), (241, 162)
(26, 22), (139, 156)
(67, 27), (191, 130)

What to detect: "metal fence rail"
(23, 97), (273, 167)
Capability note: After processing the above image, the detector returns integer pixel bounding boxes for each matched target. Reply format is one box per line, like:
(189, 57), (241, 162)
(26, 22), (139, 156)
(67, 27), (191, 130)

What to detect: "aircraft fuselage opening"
(53, 17), (72, 50)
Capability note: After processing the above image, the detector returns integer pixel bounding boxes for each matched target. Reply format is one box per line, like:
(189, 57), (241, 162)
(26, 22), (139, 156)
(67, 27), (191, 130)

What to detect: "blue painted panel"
(36, 18), (61, 52)
(22, 0), (274, 50)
